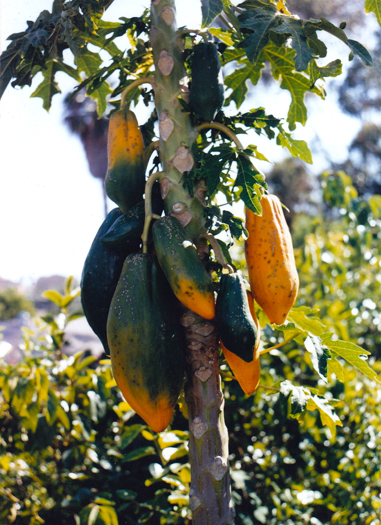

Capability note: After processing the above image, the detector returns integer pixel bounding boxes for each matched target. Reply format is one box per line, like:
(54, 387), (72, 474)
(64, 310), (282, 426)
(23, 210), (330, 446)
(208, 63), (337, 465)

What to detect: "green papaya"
(81, 208), (139, 355)
(215, 272), (259, 362)
(101, 183), (164, 251)
(189, 42), (224, 122)
(152, 216), (215, 319)
(105, 108), (146, 213)
(107, 253), (185, 433)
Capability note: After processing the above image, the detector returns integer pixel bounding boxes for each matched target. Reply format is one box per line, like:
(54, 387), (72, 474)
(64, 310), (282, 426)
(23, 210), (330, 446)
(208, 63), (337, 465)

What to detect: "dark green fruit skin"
(189, 42), (224, 122)
(152, 216), (215, 319)
(107, 254), (185, 407)
(100, 184), (164, 251)
(215, 273), (258, 363)
(81, 208), (139, 355)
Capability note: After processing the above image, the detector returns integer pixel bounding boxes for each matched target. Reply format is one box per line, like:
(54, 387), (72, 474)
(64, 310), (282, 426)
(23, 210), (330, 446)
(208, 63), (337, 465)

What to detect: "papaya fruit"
(152, 216), (215, 320)
(189, 42), (224, 122)
(221, 290), (261, 395)
(81, 207), (139, 355)
(107, 253), (185, 433)
(215, 272), (259, 363)
(105, 108), (146, 213)
(245, 194), (299, 325)
(101, 183), (164, 251)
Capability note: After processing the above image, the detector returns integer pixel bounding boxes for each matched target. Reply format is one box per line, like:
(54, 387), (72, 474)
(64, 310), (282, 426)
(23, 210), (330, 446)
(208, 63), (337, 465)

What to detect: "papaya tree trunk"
(150, 1), (234, 523)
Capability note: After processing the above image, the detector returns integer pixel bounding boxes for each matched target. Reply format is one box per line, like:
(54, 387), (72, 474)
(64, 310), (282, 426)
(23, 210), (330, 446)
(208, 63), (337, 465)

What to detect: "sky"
(0, 0), (366, 286)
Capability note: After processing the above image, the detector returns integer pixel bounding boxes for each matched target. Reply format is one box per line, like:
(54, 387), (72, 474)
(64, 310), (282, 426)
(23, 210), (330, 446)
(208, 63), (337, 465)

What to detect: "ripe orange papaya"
(221, 290), (261, 395)
(105, 108), (146, 213)
(152, 216), (215, 319)
(245, 195), (299, 325)
(107, 253), (185, 433)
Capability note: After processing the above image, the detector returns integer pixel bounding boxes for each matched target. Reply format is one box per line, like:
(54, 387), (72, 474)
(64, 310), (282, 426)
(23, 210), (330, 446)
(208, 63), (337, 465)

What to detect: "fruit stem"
(142, 171), (163, 253)
(260, 335), (295, 355)
(120, 77), (155, 108)
(198, 232), (233, 272)
(197, 121), (264, 176)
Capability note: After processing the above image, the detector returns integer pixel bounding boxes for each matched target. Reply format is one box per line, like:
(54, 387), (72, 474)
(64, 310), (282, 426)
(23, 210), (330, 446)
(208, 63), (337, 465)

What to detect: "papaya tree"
(1, 1), (381, 523)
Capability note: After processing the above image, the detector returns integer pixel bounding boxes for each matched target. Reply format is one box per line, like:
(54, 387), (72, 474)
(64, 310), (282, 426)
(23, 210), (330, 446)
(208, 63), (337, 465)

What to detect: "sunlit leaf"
(320, 333), (381, 384)
(365, 0), (381, 25)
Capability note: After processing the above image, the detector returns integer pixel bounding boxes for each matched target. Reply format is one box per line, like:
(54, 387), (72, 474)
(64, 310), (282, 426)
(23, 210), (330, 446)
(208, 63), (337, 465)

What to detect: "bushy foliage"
(0, 287), (34, 320)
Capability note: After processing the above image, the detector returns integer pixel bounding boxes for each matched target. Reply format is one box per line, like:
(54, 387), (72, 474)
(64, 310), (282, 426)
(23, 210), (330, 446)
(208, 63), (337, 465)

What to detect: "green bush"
(0, 287), (34, 320)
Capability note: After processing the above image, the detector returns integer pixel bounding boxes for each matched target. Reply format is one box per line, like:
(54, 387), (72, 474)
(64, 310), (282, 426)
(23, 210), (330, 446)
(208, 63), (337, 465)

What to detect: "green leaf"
(306, 395), (342, 437)
(75, 49), (112, 116)
(201, 0), (224, 27)
(120, 424), (145, 449)
(238, 3), (279, 64)
(46, 390), (60, 425)
(224, 59), (265, 108)
(122, 446), (156, 462)
(270, 16), (316, 71)
(304, 334), (329, 382)
(308, 59), (342, 85)
(279, 380), (342, 435)
(276, 128), (312, 163)
(30, 60), (61, 111)
(98, 505), (119, 525)
(347, 39), (373, 66)
(280, 380), (308, 421)
(365, 0), (381, 25)
(320, 333), (381, 384)
(235, 155), (266, 214)
(41, 289), (64, 307)
(116, 489), (137, 501)
(0, 48), (21, 98)
(264, 43), (324, 130)
(287, 307), (326, 336)
(368, 194), (381, 218)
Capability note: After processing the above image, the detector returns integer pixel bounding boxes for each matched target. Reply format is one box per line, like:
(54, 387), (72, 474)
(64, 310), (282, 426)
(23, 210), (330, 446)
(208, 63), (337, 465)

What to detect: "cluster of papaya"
(80, 105), (218, 432)
(80, 41), (299, 431)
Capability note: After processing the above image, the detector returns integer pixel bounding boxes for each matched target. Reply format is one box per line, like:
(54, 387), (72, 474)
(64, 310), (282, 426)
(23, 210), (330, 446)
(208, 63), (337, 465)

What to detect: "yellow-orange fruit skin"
(221, 291), (261, 395)
(105, 109), (146, 213)
(245, 195), (299, 325)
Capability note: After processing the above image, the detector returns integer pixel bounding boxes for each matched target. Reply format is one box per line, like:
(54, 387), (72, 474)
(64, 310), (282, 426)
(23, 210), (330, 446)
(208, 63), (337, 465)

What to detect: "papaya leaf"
(304, 334), (329, 382)
(327, 356), (345, 382)
(276, 127), (312, 163)
(279, 380), (309, 421)
(270, 16), (316, 71)
(279, 380), (342, 435)
(287, 307), (326, 336)
(320, 333), (381, 384)
(308, 59), (342, 85)
(235, 155), (266, 214)
(347, 39), (373, 66)
(237, 2), (280, 64)
(365, 0), (381, 25)
(306, 395), (342, 437)
(201, 0), (224, 27)
(221, 209), (247, 240)
(75, 49), (112, 116)
(30, 60), (61, 111)
(264, 43), (325, 130)
(224, 59), (265, 108)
